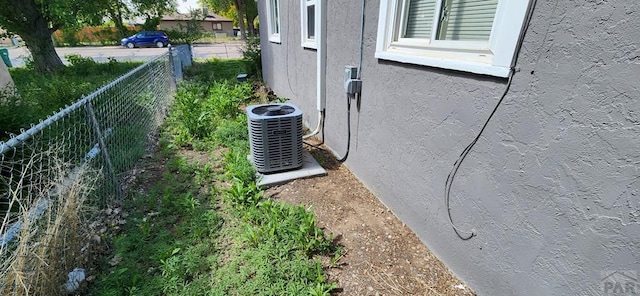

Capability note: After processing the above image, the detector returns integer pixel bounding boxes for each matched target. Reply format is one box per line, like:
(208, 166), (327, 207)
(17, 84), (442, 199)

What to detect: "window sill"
(268, 35), (281, 44)
(375, 50), (510, 78)
(301, 41), (317, 49)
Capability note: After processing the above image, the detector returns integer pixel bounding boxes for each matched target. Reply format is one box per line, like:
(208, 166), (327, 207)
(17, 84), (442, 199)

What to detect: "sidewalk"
(5, 43), (243, 67)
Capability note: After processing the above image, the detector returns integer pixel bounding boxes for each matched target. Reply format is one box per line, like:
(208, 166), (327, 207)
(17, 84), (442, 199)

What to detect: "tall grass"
(0, 149), (98, 295)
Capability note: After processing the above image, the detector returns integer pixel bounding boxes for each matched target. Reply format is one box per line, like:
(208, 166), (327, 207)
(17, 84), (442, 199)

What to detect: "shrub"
(241, 37), (261, 78)
(170, 80), (252, 142)
(60, 28), (81, 47)
(165, 11), (207, 45)
(64, 54), (97, 68)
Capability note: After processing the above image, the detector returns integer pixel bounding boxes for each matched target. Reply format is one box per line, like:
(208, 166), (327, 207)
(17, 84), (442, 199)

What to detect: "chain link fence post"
(84, 100), (120, 201)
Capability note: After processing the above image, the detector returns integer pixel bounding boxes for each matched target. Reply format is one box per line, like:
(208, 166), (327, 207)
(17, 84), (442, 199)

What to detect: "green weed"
(90, 59), (338, 295)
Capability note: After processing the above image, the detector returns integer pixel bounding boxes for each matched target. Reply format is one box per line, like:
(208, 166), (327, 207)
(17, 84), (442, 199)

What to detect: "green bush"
(60, 28), (81, 47)
(169, 80), (252, 142)
(164, 11), (207, 45)
(64, 54), (97, 68)
(241, 37), (261, 78)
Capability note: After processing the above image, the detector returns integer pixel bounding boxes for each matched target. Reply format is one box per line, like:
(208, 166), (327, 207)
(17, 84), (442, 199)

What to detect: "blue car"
(121, 31), (170, 48)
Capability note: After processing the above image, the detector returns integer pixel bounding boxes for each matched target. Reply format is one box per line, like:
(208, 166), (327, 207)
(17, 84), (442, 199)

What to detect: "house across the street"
(160, 12), (233, 38)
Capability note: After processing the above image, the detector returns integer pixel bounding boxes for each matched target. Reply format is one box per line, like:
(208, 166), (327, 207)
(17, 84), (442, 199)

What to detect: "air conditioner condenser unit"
(246, 103), (303, 173)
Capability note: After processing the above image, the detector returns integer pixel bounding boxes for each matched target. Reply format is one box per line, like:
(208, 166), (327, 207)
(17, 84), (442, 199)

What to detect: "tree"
(200, 0), (249, 40)
(133, 0), (176, 31)
(103, 0), (131, 39)
(244, 0), (257, 37)
(165, 10), (207, 45)
(0, 0), (101, 73)
(96, 0), (176, 39)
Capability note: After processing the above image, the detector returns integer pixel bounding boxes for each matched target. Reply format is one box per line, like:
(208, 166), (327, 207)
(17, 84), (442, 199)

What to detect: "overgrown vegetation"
(89, 59), (339, 295)
(241, 37), (261, 78)
(1, 150), (99, 295)
(0, 56), (141, 140)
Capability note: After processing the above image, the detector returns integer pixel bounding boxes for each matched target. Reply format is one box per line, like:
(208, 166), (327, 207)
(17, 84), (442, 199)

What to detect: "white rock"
(64, 268), (86, 293)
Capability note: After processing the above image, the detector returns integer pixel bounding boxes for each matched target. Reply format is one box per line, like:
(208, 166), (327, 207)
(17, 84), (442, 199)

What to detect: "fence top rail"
(0, 51), (170, 155)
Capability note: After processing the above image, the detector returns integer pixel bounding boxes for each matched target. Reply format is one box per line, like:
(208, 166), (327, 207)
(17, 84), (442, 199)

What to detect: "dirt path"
(265, 145), (475, 296)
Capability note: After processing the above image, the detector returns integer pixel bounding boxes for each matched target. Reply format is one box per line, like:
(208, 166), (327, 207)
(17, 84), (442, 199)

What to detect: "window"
(213, 23), (222, 30)
(266, 0), (281, 43)
(301, 0), (316, 48)
(376, 0), (530, 77)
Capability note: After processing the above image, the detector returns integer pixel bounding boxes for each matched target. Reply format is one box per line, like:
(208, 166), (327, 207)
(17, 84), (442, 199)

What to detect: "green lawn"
(1, 57), (141, 139)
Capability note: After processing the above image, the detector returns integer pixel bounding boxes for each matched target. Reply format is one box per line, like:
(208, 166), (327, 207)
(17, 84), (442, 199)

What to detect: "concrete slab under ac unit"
(255, 151), (327, 187)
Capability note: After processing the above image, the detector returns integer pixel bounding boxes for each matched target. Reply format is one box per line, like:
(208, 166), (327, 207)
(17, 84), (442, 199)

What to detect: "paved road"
(6, 43), (244, 67)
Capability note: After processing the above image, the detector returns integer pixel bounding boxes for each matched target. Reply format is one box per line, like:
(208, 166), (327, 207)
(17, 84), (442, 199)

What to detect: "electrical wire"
(336, 94), (353, 163)
(444, 0), (538, 240)
(324, 0), (363, 162)
(444, 74), (514, 240)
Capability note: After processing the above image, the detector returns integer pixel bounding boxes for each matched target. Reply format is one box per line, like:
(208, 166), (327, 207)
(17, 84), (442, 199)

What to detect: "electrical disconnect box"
(344, 65), (362, 95)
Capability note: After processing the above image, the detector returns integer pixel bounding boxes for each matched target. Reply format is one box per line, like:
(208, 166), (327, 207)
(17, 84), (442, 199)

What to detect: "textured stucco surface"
(259, 1), (640, 295)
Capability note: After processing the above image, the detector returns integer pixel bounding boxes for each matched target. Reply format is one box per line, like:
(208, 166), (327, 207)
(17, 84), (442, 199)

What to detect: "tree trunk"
(244, 0), (258, 37)
(234, 0), (247, 40)
(108, 2), (128, 39)
(2, 0), (64, 73)
(245, 12), (255, 37)
(21, 21), (64, 74)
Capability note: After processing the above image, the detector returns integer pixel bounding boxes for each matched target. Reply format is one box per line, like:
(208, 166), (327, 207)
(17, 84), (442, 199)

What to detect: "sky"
(177, 0), (201, 13)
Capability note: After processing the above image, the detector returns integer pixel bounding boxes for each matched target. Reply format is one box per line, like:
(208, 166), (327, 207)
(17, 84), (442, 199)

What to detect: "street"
(5, 42), (244, 67)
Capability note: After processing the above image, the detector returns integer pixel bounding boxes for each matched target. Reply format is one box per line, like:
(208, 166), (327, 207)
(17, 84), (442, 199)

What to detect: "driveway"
(5, 43), (244, 67)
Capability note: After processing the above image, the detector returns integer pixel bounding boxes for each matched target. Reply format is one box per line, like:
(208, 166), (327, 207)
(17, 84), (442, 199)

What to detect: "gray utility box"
(246, 103), (303, 173)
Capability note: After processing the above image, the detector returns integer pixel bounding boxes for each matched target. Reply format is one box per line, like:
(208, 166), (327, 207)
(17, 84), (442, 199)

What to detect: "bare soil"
(262, 140), (476, 296)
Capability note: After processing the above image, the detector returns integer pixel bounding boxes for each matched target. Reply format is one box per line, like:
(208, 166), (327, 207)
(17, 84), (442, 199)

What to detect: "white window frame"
(300, 0), (317, 49)
(266, 0), (281, 43)
(375, 0), (530, 77)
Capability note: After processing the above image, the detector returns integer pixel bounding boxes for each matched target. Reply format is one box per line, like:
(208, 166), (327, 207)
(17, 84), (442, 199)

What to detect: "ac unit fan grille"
(247, 103), (303, 173)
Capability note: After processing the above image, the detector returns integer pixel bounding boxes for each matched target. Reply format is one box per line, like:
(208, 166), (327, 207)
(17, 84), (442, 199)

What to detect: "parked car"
(121, 31), (170, 48)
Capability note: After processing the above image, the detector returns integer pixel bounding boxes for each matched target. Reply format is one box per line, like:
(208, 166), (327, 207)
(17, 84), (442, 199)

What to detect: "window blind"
(404, 0), (437, 39)
(273, 0), (280, 33)
(437, 0), (498, 41)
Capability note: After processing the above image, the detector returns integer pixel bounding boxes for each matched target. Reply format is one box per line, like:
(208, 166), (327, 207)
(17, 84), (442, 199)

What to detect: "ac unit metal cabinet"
(246, 103), (303, 173)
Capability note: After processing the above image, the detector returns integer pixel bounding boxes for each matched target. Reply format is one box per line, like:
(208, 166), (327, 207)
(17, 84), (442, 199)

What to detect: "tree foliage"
(165, 10), (207, 45)
(200, 0), (257, 40)
(0, 0), (177, 73)
(0, 0), (102, 73)
(96, 0), (177, 39)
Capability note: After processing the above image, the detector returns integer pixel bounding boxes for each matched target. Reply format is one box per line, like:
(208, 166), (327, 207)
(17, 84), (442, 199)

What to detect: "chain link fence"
(0, 46), (191, 294)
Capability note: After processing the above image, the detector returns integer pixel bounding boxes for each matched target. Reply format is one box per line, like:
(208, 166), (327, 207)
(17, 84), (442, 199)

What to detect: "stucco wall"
(259, 1), (640, 295)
